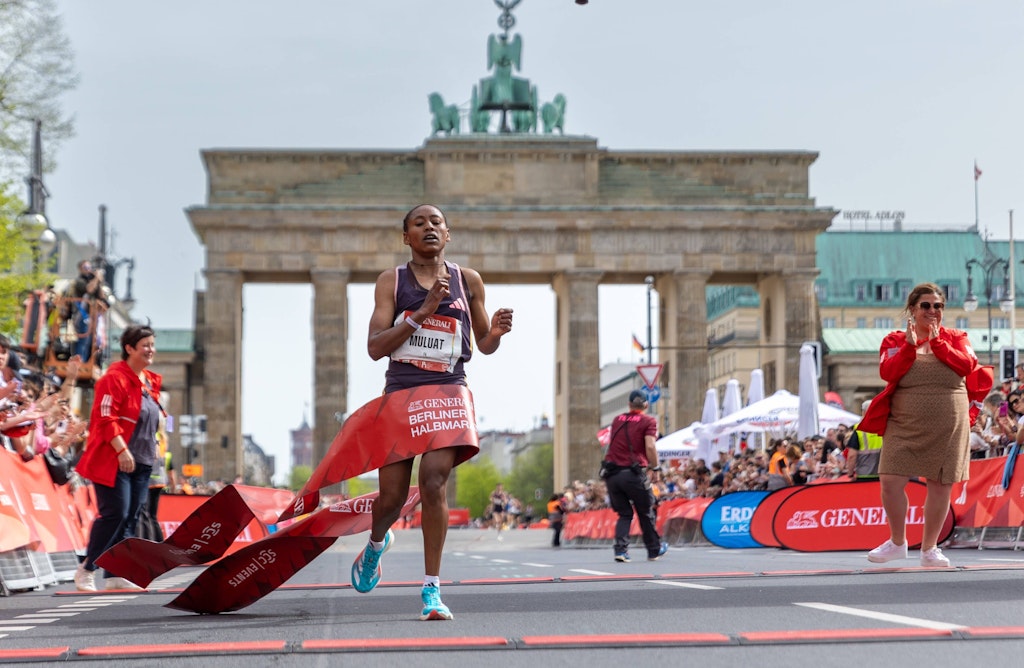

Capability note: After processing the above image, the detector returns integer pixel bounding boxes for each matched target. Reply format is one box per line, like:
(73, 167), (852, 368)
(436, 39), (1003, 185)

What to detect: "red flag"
(975, 161), (982, 181)
(631, 334), (645, 354)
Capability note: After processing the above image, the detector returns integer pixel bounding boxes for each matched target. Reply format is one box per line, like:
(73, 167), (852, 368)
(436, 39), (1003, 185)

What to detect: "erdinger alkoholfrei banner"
(97, 384), (478, 614)
(701, 491), (769, 548)
(770, 480), (954, 552)
(279, 384), (479, 522)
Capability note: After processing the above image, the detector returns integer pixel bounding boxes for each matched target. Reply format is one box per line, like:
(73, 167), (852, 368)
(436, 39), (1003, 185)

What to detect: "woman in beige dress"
(858, 283), (989, 568)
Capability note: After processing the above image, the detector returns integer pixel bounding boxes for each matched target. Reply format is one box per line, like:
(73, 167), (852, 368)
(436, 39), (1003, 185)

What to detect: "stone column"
(552, 270), (603, 489)
(782, 268), (821, 389)
(659, 270), (711, 433)
(202, 268), (243, 483)
(311, 269), (350, 474)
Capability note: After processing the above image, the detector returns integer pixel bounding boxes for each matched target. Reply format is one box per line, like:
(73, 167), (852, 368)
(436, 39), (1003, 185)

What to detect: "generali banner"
(770, 480), (954, 552)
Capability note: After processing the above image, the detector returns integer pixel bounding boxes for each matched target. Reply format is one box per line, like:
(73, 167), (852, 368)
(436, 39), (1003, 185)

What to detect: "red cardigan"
(858, 327), (992, 436)
(75, 361), (162, 487)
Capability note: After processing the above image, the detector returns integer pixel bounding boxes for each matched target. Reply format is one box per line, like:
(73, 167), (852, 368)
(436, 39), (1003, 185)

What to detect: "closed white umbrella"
(747, 369), (765, 405)
(695, 388), (721, 464)
(747, 369), (766, 451)
(796, 343), (820, 440)
(721, 378), (743, 455)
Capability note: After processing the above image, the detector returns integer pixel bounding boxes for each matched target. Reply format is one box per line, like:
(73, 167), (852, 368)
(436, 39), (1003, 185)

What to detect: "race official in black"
(604, 389), (668, 563)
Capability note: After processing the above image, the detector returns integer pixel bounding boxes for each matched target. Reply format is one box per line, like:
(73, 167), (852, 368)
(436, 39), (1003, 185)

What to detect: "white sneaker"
(74, 565), (97, 592)
(867, 539), (908, 563)
(920, 547), (951, 568)
(104, 576), (144, 591)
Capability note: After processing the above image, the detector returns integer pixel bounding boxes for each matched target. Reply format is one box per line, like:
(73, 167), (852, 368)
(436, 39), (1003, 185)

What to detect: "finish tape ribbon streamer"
(96, 384), (479, 614)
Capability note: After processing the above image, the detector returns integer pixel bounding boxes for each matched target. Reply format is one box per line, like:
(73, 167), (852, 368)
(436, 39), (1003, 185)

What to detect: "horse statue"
(470, 86), (491, 133)
(541, 94), (566, 134)
(511, 86), (538, 133)
(428, 93), (460, 136)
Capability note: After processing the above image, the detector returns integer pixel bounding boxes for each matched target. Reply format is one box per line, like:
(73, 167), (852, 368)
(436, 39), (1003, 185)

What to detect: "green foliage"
(346, 476), (378, 498)
(0, 184), (53, 335)
(288, 465), (312, 491)
(505, 443), (554, 520)
(0, 0), (79, 182)
(455, 456), (501, 520)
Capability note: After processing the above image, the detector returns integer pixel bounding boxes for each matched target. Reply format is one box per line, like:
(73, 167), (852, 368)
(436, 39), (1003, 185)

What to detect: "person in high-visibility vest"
(846, 400), (883, 480)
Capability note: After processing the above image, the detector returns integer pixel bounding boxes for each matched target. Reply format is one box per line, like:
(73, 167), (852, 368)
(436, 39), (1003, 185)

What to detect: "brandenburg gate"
(186, 4), (834, 487)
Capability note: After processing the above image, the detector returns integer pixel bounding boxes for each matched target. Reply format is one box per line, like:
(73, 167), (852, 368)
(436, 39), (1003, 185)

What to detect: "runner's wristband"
(405, 316), (422, 330)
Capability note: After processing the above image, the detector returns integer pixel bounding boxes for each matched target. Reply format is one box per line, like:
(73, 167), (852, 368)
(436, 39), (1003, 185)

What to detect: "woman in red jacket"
(74, 324), (162, 592)
(859, 283), (988, 568)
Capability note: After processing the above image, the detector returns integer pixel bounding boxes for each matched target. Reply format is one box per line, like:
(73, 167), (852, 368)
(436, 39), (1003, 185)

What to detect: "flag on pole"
(975, 161), (983, 181)
(631, 333), (645, 354)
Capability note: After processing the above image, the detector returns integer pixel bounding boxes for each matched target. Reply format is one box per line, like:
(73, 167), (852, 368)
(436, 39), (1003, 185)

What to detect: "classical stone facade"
(187, 135), (834, 487)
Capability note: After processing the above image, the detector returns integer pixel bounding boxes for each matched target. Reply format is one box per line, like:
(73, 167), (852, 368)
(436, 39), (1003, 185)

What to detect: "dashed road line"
(795, 602), (966, 630)
(570, 569), (612, 575)
(648, 580), (723, 590)
(521, 562), (552, 568)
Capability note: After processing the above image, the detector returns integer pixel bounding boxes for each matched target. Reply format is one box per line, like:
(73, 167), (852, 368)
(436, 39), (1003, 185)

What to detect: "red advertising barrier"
(562, 497), (710, 541)
(0, 449), (36, 552)
(951, 455), (1024, 528)
(749, 486), (803, 548)
(771, 480), (954, 552)
(0, 449), (84, 554)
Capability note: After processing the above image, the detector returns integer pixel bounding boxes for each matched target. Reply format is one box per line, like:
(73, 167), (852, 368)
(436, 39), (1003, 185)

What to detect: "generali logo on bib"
(771, 480), (954, 552)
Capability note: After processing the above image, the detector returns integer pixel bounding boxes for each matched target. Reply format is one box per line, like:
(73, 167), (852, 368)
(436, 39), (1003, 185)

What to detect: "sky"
(39, 1), (1024, 483)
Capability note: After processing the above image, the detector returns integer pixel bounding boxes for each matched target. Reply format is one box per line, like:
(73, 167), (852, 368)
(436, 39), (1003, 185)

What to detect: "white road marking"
(978, 557), (1024, 562)
(795, 602), (967, 630)
(648, 580), (723, 591)
(570, 569), (613, 575)
(14, 616), (60, 622)
(469, 555), (487, 560)
(36, 611), (82, 616)
(521, 562), (552, 568)
(0, 625), (36, 631)
(490, 559), (513, 564)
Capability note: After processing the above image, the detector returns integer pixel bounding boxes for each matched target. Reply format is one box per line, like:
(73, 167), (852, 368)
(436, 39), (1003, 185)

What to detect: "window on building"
(992, 317), (1010, 329)
(955, 317), (970, 328)
(898, 283), (912, 302)
(822, 317), (836, 329)
(814, 282), (828, 301)
(874, 284), (893, 301)
(939, 283), (960, 302)
(854, 284), (867, 301)
(873, 317), (894, 328)
(856, 317), (867, 328)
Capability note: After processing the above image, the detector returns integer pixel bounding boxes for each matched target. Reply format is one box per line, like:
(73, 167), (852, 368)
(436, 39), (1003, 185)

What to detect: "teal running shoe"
(419, 584), (453, 620)
(351, 529), (394, 593)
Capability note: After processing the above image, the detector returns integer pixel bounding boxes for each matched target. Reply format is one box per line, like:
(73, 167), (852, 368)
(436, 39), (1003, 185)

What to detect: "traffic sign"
(647, 385), (661, 403)
(636, 363), (663, 390)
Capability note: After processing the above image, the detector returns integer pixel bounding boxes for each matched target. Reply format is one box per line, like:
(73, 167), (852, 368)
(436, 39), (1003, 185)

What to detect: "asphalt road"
(3, 528), (1024, 667)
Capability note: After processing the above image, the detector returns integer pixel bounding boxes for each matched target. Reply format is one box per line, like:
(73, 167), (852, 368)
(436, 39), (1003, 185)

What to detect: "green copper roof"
(816, 229), (1024, 307)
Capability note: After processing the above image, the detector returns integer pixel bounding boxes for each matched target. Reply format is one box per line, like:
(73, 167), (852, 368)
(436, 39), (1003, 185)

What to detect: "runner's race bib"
(390, 310), (462, 373)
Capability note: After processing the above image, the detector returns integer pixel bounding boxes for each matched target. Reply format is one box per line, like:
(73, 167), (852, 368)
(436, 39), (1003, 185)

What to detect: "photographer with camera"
(602, 389), (668, 563)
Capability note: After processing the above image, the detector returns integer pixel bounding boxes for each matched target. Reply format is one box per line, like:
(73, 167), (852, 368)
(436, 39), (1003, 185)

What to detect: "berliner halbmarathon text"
(407, 396), (471, 438)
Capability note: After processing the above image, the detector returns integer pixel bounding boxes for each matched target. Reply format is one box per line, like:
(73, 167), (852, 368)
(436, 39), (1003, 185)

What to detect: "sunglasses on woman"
(917, 302), (944, 310)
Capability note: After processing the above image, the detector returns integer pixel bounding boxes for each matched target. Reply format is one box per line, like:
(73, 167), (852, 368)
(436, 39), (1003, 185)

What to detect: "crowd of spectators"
(529, 428), (860, 517)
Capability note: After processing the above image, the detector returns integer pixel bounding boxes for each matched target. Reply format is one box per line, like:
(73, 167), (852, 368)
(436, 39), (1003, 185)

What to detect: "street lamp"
(964, 253), (1013, 364)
